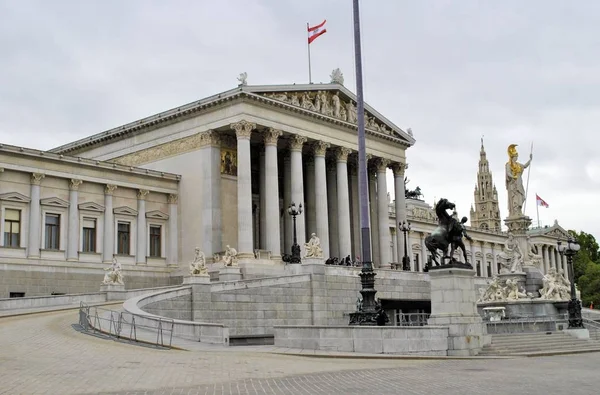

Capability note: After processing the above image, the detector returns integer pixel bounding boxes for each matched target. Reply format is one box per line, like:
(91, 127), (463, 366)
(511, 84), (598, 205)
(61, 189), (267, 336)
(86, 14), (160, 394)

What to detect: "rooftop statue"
(330, 68), (344, 85)
(237, 72), (248, 86)
(505, 144), (532, 217)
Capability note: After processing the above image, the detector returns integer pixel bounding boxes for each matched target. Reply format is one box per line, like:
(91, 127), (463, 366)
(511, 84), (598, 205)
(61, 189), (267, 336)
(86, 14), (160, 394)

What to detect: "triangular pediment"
(78, 201), (105, 212)
(0, 192), (31, 203)
(40, 197), (69, 208)
(146, 210), (169, 220)
(113, 206), (138, 216)
(248, 85), (414, 145)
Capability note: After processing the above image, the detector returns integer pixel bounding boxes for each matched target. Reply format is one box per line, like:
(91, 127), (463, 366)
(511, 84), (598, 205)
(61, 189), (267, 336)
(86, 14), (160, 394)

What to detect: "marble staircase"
(479, 331), (600, 356)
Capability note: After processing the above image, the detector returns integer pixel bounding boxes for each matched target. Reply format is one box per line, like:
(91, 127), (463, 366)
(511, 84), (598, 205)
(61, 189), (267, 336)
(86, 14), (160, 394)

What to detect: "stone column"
(67, 179), (82, 261)
(167, 194), (178, 266)
(480, 242), (488, 277)
(199, 131), (222, 259)
(470, 241), (476, 270)
(289, 135), (307, 253)
(336, 147), (352, 260)
(259, 151), (266, 249)
(549, 246), (556, 270)
(391, 163), (407, 267)
(562, 253), (568, 279)
(136, 189), (149, 264)
(283, 153), (292, 254)
(27, 173), (45, 258)
(420, 232), (427, 271)
(305, 156), (316, 238)
(543, 245), (550, 274)
(491, 243), (498, 275)
(264, 128), (282, 259)
(349, 160), (360, 260)
(231, 120), (256, 258)
(313, 141), (330, 258)
(326, 159), (339, 258)
(368, 162), (380, 266)
(391, 229), (398, 263)
(103, 184), (117, 262)
(375, 158), (391, 268)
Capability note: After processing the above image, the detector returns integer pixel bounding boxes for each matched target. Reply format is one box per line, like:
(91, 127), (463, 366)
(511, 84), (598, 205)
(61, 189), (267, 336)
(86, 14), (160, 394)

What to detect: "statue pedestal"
(301, 257), (325, 265)
(219, 266), (242, 282)
(100, 283), (126, 301)
(183, 275), (211, 285)
(427, 267), (490, 356)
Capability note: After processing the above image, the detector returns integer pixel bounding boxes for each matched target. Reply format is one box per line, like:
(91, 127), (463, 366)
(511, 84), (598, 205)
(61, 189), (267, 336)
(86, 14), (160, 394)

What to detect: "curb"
(268, 351), (517, 360)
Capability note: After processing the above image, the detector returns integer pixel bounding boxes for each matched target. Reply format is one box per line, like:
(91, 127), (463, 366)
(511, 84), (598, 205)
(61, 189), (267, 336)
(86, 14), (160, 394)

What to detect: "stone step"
(491, 337), (578, 346)
(483, 343), (596, 353)
(491, 331), (563, 338)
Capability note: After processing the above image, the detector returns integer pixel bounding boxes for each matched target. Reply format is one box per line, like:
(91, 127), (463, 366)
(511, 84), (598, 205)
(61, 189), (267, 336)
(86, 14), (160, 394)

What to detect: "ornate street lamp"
(399, 221), (411, 271)
(287, 202), (303, 264)
(557, 237), (583, 329)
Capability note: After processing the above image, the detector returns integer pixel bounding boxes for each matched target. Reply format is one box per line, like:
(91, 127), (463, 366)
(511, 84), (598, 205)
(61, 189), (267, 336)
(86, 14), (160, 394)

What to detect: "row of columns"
(25, 172), (178, 265)
(226, 120), (407, 267)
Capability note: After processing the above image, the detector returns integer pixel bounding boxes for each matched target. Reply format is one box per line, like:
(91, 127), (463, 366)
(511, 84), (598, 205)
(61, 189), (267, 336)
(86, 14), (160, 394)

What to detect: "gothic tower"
(470, 138), (501, 231)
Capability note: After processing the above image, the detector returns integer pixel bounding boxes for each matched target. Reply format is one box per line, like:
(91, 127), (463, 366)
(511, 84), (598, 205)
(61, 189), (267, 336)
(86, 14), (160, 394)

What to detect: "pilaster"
(167, 194), (179, 266)
(136, 189), (149, 264)
(103, 184), (117, 262)
(27, 173), (45, 258)
(67, 179), (83, 261)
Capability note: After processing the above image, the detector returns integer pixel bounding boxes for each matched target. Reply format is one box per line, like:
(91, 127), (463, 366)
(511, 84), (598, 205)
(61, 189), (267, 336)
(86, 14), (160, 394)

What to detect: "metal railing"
(583, 318), (600, 341)
(486, 314), (568, 334)
(395, 313), (430, 327)
(78, 302), (175, 348)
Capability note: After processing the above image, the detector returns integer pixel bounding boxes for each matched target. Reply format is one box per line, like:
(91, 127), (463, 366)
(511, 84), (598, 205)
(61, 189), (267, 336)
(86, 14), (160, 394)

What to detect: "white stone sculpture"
(237, 72), (248, 86)
(330, 68), (344, 85)
(189, 247), (208, 276)
(407, 128), (413, 137)
(477, 276), (504, 302)
(505, 278), (528, 301)
(222, 245), (238, 267)
(304, 233), (324, 258)
(539, 267), (570, 301)
(102, 258), (124, 285)
(525, 235), (543, 267)
(498, 232), (523, 273)
(505, 144), (532, 217)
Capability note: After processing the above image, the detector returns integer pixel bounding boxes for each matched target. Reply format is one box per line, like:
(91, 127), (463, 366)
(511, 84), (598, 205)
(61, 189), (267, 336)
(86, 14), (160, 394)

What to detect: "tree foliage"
(568, 230), (600, 306)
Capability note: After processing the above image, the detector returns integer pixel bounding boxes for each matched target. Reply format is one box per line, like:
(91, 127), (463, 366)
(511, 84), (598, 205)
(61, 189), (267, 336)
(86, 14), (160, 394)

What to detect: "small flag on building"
(308, 20), (327, 44)
(536, 194), (549, 208)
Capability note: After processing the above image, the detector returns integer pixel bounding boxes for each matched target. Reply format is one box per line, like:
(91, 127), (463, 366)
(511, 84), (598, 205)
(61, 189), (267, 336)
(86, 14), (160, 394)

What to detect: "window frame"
(3, 208), (21, 248)
(0, 194), (30, 249)
(81, 217), (97, 253)
(116, 221), (132, 256)
(43, 212), (61, 250)
(148, 224), (163, 258)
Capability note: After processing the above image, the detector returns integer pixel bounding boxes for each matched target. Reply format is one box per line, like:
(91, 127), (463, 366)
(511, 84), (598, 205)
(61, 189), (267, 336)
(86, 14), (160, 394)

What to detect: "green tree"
(567, 230), (600, 306)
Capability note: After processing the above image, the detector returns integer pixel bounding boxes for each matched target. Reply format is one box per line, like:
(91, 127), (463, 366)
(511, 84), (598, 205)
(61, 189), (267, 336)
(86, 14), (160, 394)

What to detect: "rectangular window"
(44, 213), (60, 250)
(487, 261), (492, 277)
(149, 225), (162, 257)
(414, 253), (420, 272)
(476, 260), (481, 277)
(10, 292), (25, 298)
(3, 209), (21, 247)
(117, 222), (130, 255)
(82, 218), (96, 253)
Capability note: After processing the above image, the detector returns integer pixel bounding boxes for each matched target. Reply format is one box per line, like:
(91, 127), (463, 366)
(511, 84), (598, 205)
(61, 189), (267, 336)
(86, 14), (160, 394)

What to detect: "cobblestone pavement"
(1, 310), (599, 395)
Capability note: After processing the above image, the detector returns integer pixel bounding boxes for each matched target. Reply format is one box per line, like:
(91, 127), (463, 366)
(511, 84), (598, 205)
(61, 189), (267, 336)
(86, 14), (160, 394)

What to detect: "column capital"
(168, 193), (178, 204)
(313, 141), (330, 157)
(289, 135), (307, 151)
(230, 120), (255, 139)
(374, 158), (391, 172)
(390, 162), (408, 177)
(264, 128), (282, 146)
(335, 147), (352, 162)
(137, 189), (150, 200)
(199, 130), (221, 147)
(31, 173), (45, 185)
(69, 179), (83, 191)
(105, 184), (118, 195)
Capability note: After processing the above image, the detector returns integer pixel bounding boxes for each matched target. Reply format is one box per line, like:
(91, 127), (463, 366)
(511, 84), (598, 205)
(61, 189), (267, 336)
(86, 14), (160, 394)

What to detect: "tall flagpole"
(523, 141), (533, 215)
(307, 23), (312, 84)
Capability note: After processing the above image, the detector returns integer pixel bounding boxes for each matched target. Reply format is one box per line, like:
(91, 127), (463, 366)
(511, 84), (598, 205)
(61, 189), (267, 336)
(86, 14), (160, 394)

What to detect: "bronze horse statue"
(424, 198), (464, 266)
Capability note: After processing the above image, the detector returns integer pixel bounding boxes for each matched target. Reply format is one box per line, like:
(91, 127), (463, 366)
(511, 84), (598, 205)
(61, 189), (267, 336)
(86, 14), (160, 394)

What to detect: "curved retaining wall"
(123, 286), (229, 345)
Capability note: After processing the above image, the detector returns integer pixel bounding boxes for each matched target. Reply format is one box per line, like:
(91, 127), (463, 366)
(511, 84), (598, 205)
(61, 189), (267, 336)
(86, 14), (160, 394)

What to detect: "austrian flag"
(308, 20), (327, 44)
(536, 194), (549, 208)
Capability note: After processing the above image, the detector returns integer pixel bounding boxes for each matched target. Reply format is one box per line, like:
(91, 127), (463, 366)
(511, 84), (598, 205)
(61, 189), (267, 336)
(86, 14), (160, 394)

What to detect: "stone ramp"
(479, 331), (600, 356)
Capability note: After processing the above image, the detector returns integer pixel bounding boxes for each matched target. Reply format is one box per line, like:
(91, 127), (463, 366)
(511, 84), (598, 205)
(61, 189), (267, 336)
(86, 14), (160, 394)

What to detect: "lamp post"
(557, 237), (583, 329)
(399, 221), (411, 271)
(287, 202), (303, 264)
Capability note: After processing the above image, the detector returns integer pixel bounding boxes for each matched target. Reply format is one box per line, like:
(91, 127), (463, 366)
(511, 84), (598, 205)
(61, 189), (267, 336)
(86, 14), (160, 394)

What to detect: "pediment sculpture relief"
(261, 91), (396, 136)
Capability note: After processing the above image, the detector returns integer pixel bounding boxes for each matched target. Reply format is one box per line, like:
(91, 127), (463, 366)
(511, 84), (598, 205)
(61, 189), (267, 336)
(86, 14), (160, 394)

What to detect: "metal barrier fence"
(486, 314), (568, 334)
(395, 313), (430, 327)
(78, 302), (175, 348)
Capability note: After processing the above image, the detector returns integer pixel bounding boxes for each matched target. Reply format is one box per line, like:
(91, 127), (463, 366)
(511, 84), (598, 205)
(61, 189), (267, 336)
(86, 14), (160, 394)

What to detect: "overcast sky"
(1, 0), (598, 240)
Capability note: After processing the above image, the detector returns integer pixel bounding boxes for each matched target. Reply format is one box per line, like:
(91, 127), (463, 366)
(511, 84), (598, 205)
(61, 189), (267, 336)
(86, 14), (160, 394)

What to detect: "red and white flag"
(536, 194), (549, 208)
(308, 20), (327, 44)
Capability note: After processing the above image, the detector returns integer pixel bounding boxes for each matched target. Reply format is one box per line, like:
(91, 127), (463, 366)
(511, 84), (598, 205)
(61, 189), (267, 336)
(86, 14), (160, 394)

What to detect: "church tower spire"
(470, 138), (501, 231)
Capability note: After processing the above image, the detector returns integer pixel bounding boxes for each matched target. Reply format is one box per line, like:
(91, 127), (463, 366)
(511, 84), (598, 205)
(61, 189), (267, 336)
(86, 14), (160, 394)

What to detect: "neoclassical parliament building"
(0, 79), (572, 297)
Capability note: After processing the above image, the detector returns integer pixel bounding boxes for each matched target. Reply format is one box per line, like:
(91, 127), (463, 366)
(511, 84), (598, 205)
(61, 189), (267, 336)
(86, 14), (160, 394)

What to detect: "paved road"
(1, 309), (599, 395)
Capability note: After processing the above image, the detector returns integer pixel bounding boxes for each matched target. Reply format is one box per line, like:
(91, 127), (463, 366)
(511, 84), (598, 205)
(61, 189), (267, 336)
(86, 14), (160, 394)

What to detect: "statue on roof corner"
(330, 68), (344, 85)
(237, 72), (248, 86)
